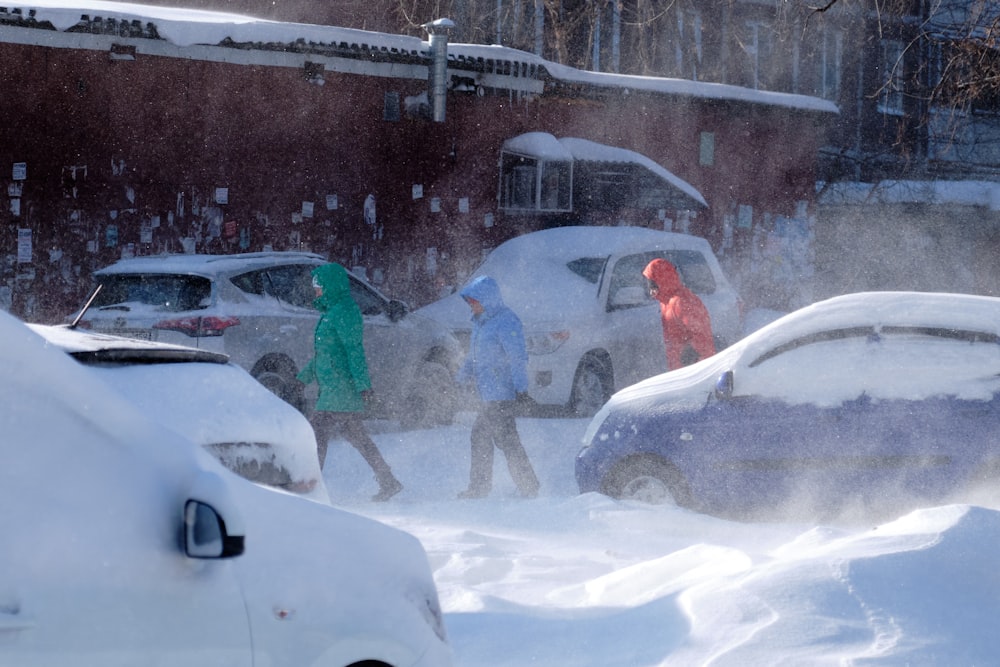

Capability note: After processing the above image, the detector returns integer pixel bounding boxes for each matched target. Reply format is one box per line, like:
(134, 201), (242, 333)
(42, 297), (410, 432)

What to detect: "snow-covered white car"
(73, 251), (462, 428)
(0, 309), (452, 666)
(28, 322), (328, 504)
(417, 226), (742, 416)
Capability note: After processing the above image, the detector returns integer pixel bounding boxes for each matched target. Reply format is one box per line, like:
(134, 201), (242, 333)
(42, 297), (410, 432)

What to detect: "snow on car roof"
(743, 291), (1000, 345)
(94, 251), (326, 277)
(607, 290), (1000, 411)
(488, 226), (713, 263)
(423, 226), (717, 325)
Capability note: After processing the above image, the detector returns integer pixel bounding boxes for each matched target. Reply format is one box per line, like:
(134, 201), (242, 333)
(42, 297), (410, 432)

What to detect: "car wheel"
(399, 361), (456, 430)
(569, 355), (611, 417)
(603, 456), (691, 506)
(252, 358), (307, 414)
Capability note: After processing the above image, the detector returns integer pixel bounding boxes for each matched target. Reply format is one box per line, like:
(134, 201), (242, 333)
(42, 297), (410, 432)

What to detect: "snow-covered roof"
(818, 180), (1000, 211)
(0, 0), (840, 115)
(558, 137), (707, 209)
(501, 133), (707, 209)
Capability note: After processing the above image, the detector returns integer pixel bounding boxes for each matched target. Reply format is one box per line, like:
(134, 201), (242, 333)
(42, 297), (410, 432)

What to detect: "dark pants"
(467, 400), (540, 496)
(310, 411), (397, 486)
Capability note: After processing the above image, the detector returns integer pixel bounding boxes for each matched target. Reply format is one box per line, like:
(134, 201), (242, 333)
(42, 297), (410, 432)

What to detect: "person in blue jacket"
(455, 275), (540, 499)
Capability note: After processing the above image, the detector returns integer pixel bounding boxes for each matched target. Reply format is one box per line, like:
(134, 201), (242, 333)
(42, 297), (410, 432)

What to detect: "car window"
(742, 325), (1000, 405)
(231, 265), (315, 308)
(606, 249), (718, 310)
(566, 257), (609, 284)
(740, 329), (878, 405)
(93, 274), (212, 312)
(348, 276), (386, 316)
(749, 327), (877, 368)
(263, 265), (316, 308)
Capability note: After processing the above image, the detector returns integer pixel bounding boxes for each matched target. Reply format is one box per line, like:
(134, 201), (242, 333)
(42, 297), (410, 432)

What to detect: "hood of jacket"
(459, 275), (506, 317)
(642, 258), (683, 303)
(312, 262), (352, 312)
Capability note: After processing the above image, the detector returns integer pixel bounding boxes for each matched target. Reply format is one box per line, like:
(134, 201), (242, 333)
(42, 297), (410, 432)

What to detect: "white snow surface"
(6, 0), (839, 114)
(330, 291), (1000, 665)
(326, 413), (1000, 666)
(10, 288), (1000, 663)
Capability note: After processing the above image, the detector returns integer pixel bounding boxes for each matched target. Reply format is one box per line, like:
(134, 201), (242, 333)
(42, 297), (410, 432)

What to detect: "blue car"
(575, 292), (1000, 519)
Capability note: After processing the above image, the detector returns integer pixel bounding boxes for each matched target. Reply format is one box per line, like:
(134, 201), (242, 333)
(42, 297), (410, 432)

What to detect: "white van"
(417, 226), (742, 416)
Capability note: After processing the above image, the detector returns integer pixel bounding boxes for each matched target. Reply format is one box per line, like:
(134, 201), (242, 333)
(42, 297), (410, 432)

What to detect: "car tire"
(252, 357), (307, 415)
(602, 456), (691, 506)
(399, 360), (456, 430)
(569, 355), (612, 418)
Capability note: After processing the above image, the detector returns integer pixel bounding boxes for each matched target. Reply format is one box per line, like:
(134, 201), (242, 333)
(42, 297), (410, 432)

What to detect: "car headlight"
(525, 330), (570, 355)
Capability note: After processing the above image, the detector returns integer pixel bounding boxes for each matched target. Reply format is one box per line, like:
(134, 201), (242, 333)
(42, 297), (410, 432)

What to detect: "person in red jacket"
(642, 258), (716, 371)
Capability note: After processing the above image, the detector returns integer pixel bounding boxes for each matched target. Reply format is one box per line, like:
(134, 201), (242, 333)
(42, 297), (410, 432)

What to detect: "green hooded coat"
(296, 263), (370, 413)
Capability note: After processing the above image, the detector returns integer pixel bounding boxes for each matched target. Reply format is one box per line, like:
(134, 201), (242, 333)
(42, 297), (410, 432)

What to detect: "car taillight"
(153, 316), (240, 337)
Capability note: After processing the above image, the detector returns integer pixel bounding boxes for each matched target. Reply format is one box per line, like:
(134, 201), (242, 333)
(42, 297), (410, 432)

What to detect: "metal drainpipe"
(423, 18), (455, 123)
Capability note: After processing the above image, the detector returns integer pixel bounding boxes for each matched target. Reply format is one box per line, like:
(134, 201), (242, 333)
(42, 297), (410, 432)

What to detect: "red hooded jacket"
(642, 258), (716, 370)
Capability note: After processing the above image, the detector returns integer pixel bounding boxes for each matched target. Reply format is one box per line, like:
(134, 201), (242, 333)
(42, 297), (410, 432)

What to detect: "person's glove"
(516, 391), (534, 406)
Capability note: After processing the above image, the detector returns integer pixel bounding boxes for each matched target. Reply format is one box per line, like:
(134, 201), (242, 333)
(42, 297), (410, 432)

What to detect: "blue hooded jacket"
(456, 275), (529, 402)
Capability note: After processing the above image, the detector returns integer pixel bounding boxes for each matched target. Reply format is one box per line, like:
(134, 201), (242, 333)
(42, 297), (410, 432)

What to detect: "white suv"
(417, 226), (743, 416)
(75, 252), (462, 428)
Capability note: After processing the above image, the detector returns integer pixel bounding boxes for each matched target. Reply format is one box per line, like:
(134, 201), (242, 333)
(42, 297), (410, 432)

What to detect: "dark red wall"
(0, 39), (826, 319)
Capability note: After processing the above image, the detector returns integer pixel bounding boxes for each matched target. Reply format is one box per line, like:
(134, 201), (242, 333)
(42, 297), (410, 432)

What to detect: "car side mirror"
(714, 370), (734, 401)
(386, 299), (408, 322)
(183, 471), (246, 559)
(184, 500), (245, 558)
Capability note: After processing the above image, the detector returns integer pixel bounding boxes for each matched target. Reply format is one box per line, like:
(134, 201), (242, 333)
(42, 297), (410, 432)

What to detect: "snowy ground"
(323, 413), (1000, 666)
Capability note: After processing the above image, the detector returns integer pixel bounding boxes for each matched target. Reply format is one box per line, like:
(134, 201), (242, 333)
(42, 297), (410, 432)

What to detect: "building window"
(743, 21), (774, 90)
(699, 132), (715, 166)
(674, 9), (703, 80)
(383, 92), (400, 122)
(878, 39), (905, 115)
(499, 153), (572, 213)
(821, 28), (842, 101)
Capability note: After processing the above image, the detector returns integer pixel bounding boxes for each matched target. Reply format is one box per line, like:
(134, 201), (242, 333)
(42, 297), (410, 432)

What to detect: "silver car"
(74, 252), (462, 428)
(417, 226), (743, 416)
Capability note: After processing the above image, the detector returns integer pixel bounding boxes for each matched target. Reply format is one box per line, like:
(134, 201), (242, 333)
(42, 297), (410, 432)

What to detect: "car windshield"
(93, 275), (212, 312)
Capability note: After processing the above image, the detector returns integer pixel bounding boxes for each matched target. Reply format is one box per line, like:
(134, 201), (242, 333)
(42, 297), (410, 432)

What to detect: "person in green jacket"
(297, 262), (402, 502)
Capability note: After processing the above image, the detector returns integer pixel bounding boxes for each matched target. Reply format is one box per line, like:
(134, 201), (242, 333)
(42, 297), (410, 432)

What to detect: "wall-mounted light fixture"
(304, 61), (325, 86)
(109, 43), (136, 61)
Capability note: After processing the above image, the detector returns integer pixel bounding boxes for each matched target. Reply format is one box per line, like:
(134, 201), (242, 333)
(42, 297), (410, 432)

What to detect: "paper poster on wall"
(9, 198), (20, 217)
(484, 213), (494, 228)
(737, 204), (753, 229)
(17, 228), (31, 263)
(326, 194), (338, 210)
(12, 162), (26, 181)
(140, 227), (153, 244)
(430, 197), (441, 213)
(458, 197), (469, 213)
(302, 201), (314, 218)
(215, 187), (229, 205)
(412, 184), (423, 200)
(106, 225), (118, 248)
